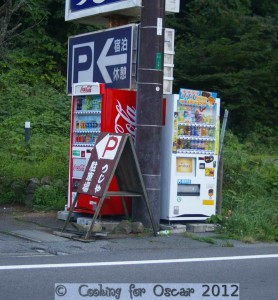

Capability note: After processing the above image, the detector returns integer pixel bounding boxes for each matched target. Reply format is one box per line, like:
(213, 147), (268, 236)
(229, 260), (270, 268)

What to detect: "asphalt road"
(1, 245), (278, 300)
(1, 206), (278, 300)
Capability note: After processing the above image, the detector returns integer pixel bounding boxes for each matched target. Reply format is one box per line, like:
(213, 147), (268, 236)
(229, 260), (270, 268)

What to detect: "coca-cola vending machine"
(68, 82), (136, 215)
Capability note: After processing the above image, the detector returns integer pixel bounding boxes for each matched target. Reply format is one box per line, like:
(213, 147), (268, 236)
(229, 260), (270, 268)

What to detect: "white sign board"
(65, 0), (180, 25)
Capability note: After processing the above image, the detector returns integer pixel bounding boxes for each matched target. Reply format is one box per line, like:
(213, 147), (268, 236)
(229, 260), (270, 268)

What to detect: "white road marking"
(0, 254), (278, 271)
(0, 254), (54, 258)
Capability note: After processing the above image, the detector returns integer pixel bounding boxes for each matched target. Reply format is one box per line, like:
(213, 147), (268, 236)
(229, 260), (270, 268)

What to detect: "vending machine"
(160, 88), (220, 221)
(68, 82), (136, 215)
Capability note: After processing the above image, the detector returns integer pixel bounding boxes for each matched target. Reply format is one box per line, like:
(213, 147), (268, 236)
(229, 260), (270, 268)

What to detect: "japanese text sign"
(67, 25), (136, 94)
(77, 133), (125, 197)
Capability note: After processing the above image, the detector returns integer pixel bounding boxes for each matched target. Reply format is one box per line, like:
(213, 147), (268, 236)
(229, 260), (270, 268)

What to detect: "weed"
(183, 232), (217, 245)
(241, 236), (256, 244)
(191, 236), (217, 244)
(221, 241), (234, 247)
(221, 131), (278, 242)
(183, 232), (193, 238)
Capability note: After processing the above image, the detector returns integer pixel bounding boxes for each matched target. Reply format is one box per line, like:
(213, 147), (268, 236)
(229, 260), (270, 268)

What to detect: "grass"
(191, 236), (217, 244)
(221, 241), (234, 247)
(183, 232), (235, 246)
(215, 131), (278, 242)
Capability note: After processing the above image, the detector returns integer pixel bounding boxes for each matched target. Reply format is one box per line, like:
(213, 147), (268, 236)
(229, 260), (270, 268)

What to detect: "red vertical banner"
(101, 89), (136, 139)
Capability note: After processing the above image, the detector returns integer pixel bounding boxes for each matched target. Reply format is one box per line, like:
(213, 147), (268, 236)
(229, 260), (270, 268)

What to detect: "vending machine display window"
(173, 89), (219, 155)
(73, 95), (102, 147)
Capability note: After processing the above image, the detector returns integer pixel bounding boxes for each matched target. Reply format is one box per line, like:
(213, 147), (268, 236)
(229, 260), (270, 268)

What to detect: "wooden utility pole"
(133, 0), (165, 230)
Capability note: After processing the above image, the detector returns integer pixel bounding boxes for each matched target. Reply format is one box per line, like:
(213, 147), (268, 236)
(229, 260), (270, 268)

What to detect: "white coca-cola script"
(114, 99), (136, 137)
(73, 164), (86, 172)
(80, 85), (92, 93)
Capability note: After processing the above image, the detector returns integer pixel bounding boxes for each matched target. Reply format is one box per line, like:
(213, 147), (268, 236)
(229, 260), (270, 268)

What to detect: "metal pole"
(24, 121), (31, 144)
(216, 110), (229, 214)
(133, 0), (165, 230)
(218, 110), (229, 159)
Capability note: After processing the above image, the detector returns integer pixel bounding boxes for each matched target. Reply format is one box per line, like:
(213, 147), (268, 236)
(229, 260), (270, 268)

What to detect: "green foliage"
(0, 191), (18, 205)
(0, 43), (70, 208)
(167, 0), (278, 136)
(206, 214), (224, 225)
(220, 131), (278, 241)
(1, 142), (68, 178)
(33, 185), (66, 211)
(1, 0), (100, 89)
(191, 236), (217, 245)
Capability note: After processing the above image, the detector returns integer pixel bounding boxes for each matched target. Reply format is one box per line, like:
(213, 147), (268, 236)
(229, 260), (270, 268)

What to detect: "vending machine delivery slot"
(177, 184), (200, 196)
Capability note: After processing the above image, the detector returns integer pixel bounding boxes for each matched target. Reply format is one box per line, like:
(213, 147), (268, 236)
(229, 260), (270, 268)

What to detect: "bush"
(33, 185), (66, 211)
(0, 74), (70, 208)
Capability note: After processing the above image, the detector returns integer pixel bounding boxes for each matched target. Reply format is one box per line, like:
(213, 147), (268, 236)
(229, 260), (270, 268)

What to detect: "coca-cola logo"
(80, 85), (92, 93)
(114, 99), (136, 138)
(73, 164), (85, 172)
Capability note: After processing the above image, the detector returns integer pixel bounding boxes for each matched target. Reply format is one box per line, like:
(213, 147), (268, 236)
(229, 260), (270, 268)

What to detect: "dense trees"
(167, 0), (278, 136)
(1, 0), (277, 138)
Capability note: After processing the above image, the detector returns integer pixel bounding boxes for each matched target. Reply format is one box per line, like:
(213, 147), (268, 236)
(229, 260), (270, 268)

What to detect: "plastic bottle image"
(158, 230), (172, 236)
(76, 97), (82, 110)
(209, 141), (214, 151)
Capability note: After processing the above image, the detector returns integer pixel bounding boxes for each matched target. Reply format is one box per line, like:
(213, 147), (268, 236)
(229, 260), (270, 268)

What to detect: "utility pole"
(133, 0), (165, 230)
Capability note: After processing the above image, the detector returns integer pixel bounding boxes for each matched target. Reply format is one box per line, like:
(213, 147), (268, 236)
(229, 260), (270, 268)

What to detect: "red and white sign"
(72, 158), (87, 178)
(77, 133), (125, 197)
(96, 134), (122, 160)
(73, 82), (102, 95)
(102, 88), (136, 139)
(114, 98), (136, 137)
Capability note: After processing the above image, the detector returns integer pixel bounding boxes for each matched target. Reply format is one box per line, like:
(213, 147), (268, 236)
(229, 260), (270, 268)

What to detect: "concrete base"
(76, 217), (120, 232)
(57, 211), (91, 222)
(57, 210), (69, 221)
(186, 223), (218, 233)
(160, 223), (187, 234)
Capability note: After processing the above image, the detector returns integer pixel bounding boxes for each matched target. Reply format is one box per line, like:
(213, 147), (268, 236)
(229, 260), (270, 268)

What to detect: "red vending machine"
(68, 82), (136, 215)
